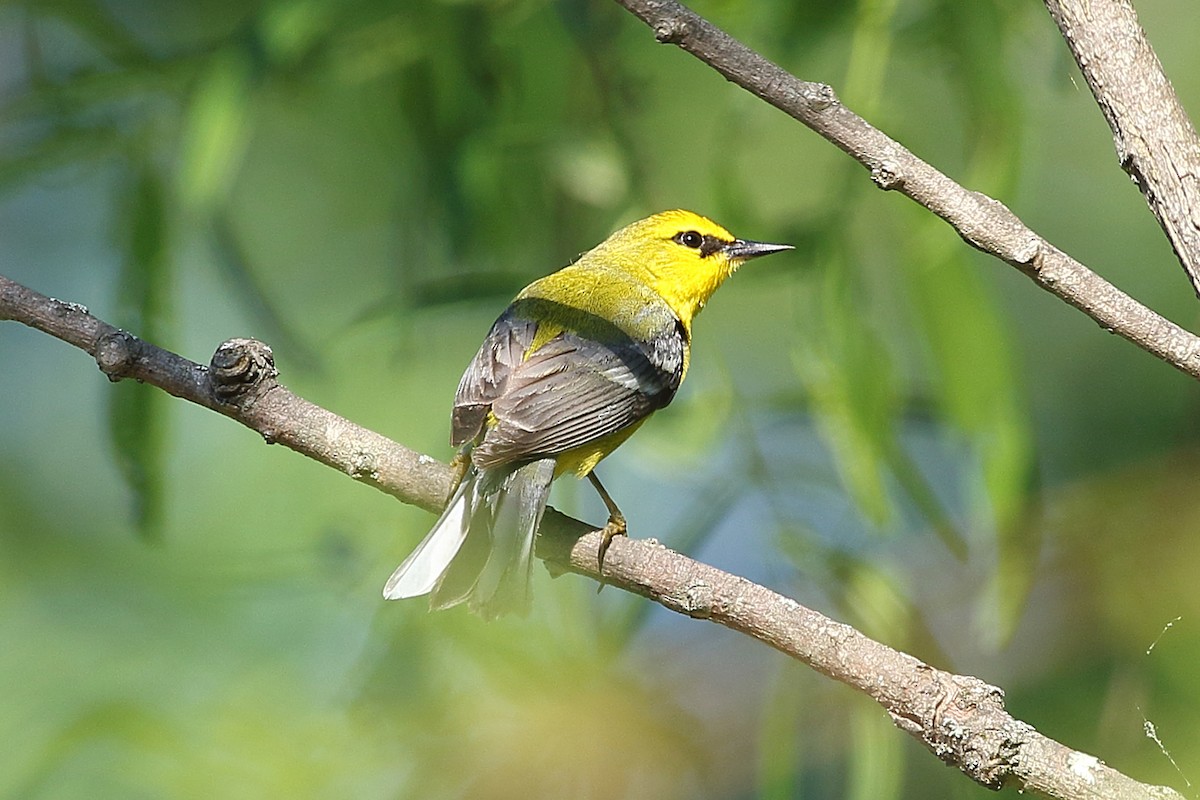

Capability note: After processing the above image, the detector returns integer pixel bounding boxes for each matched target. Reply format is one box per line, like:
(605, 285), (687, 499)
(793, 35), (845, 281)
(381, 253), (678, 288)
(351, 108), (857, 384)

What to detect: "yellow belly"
(553, 418), (649, 479)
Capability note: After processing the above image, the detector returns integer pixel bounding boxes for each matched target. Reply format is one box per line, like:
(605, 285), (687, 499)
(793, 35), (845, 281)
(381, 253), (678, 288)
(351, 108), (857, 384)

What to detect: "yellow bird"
(383, 209), (791, 617)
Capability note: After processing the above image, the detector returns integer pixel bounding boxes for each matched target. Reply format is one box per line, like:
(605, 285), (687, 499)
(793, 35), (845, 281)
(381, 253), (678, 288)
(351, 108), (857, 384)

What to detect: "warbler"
(383, 209), (791, 617)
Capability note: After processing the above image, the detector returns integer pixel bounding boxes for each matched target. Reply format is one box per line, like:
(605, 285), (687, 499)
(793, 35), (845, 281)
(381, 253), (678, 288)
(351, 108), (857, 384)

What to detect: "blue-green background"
(3, 0), (1200, 797)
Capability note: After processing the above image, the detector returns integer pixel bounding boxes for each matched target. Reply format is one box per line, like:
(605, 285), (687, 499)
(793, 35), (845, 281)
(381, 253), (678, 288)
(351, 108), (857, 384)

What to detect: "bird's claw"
(597, 514), (627, 574)
(445, 451), (471, 506)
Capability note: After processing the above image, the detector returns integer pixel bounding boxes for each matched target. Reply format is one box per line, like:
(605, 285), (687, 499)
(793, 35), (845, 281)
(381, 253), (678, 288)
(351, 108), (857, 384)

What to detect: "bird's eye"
(675, 230), (704, 249)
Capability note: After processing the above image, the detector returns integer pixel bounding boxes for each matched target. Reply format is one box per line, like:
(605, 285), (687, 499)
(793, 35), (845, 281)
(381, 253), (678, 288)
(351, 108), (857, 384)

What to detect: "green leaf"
(176, 48), (254, 213)
(109, 163), (171, 541)
(840, 565), (910, 800)
(27, 0), (146, 66)
(847, 696), (905, 800)
(756, 665), (807, 800)
(902, 223), (1034, 639)
(0, 128), (116, 195)
(208, 212), (324, 373)
(794, 250), (899, 527)
(843, 0), (901, 117)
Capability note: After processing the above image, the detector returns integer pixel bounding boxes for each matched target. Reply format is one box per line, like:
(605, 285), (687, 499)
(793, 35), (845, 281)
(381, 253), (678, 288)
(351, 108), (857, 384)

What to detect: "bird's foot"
(597, 513), (627, 574)
(445, 451), (471, 506)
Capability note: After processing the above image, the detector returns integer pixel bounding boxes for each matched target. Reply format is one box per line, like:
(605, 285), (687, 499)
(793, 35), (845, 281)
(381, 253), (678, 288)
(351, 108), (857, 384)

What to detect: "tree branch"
(610, 0), (1200, 384)
(1043, 0), (1200, 295)
(1, 272), (1184, 799)
(0, 275), (449, 513)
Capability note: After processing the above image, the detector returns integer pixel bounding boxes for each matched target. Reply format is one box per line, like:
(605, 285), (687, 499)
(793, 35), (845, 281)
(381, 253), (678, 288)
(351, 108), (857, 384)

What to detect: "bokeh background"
(3, 0), (1200, 797)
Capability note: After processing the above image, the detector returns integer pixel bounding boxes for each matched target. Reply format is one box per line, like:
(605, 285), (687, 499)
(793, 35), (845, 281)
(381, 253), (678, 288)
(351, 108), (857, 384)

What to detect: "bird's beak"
(724, 239), (794, 261)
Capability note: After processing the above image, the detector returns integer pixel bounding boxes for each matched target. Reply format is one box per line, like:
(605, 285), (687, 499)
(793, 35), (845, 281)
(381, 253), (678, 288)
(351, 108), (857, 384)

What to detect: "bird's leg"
(445, 449), (472, 507)
(587, 471), (627, 572)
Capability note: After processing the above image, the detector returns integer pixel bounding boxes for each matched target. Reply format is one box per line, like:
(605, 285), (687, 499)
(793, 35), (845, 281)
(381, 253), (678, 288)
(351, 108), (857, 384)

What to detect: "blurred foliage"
(2, 0), (1200, 797)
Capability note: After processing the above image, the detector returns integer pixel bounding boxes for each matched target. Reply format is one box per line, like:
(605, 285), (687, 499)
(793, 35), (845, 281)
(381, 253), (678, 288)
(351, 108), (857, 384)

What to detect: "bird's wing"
(450, 313), (534, 447)
(453, 303), (685, 468)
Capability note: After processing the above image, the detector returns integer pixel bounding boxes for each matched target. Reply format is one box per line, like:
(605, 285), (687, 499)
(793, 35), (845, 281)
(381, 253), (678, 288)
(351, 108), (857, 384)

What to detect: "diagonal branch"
(1043, 0), (1200, 295)
(1, 272), (1184, 799)
(611, 0), (1200, 383)
(0, 275), (449, 513)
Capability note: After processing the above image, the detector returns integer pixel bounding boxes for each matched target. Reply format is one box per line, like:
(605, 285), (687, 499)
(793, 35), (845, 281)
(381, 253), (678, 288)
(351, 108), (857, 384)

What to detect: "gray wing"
(450, 300), (685, 468)
(450, 313), (533, 447)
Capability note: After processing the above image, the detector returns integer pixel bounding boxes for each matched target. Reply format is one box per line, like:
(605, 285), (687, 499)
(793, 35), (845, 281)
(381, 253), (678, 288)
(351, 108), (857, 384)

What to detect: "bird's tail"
(382, 457), (556, 618)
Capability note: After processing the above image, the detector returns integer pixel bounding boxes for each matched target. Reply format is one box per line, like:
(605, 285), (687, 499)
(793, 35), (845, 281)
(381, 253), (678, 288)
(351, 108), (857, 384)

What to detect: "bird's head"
(588, 209), (792, 327)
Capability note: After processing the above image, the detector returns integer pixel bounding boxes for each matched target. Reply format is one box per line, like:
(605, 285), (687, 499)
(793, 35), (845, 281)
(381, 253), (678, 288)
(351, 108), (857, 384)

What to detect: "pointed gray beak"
(724, 239), (794, 261)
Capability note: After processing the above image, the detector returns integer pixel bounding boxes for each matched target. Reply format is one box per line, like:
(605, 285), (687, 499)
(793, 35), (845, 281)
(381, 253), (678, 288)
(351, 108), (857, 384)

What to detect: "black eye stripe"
(698, 235), (723, 258)
(673, 229), (727, 257)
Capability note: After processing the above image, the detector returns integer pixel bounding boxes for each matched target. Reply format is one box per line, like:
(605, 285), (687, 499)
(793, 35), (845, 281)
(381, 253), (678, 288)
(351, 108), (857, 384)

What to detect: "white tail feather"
(382, 474), (475, 599)
(468, 458), (555, 614)
(383, 458), (556, 616)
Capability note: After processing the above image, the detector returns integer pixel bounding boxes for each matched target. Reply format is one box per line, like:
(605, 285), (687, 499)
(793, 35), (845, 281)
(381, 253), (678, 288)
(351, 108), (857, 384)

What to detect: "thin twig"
(611, 0), (1200, 384)
(1043, 0), (1200, 295)
(0, 275), (449, 511)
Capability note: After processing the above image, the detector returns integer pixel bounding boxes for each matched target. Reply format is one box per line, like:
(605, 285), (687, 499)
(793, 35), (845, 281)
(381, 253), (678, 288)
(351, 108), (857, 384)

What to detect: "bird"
(383, 209), (792, 617)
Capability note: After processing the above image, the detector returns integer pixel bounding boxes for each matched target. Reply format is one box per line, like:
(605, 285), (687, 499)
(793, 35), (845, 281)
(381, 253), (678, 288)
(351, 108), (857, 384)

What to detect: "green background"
(2, 0), (1200, 797)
